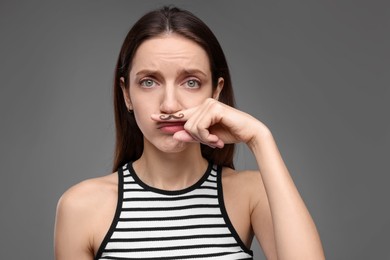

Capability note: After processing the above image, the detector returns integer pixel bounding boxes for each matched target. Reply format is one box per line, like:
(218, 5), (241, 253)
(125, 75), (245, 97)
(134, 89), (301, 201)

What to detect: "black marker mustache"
(159, 113), (184, 121)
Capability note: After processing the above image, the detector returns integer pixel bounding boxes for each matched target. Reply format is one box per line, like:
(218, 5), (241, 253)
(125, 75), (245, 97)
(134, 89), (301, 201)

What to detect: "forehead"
(130, 34), (211, 74)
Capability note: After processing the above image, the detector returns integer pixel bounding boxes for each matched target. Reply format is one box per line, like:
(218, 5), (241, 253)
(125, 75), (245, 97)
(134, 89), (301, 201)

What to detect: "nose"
(159, 85), (182, 114)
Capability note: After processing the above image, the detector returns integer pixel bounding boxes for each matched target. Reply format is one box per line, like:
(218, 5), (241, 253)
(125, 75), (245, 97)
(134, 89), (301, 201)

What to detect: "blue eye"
(186, 79), (200, 88)
(140, 79), (156, 88)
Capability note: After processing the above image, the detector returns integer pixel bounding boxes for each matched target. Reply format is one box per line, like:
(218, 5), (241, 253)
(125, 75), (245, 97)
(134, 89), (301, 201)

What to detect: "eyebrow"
(135, 69), (208, 78)
(135, 70), (159, 77)
(180, 69), (208, 77)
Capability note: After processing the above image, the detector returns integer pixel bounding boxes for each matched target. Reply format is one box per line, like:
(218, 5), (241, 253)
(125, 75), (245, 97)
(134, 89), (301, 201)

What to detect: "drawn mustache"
(159, 113), (184, 120)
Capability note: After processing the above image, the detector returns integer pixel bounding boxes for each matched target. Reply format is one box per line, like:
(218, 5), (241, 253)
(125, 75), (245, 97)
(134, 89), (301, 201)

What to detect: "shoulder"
(57, 173), (118, 215)
(55, 173), (118, 257)
(221, 167), (262, 184)
(221, 167), (266, 212)
(219, 167), (270, 248)
(221, 167), (264, 193)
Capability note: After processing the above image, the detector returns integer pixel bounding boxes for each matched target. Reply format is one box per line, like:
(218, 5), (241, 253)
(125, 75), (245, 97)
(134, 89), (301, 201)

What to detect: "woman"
(54, 6), (325, 260)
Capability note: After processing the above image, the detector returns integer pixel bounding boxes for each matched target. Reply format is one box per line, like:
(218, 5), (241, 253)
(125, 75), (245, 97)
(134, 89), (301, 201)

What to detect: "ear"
(212, 77), (224, 100)
(120, 77), (133, 111)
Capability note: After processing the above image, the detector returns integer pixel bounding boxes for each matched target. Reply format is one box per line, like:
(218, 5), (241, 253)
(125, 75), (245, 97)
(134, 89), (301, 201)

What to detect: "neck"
(133, 140), (209, 191)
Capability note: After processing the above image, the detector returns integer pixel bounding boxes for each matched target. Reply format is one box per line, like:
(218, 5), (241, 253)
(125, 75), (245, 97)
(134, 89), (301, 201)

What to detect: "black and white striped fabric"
(95, 161), (253, 260)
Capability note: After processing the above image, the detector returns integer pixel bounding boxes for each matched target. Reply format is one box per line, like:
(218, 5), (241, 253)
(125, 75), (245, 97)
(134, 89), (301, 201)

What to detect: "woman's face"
(121, 34), (223, 153)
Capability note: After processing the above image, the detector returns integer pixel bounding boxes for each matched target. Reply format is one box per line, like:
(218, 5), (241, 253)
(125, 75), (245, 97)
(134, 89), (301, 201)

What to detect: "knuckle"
(196, 124), (204, 133)
(209, 100), (222, 113)
(184, 123), (193, 132)
(205, 97), (216, 106)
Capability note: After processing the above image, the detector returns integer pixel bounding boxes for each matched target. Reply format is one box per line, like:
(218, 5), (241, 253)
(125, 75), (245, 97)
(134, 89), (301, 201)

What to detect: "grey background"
(0, 0), (388, 259)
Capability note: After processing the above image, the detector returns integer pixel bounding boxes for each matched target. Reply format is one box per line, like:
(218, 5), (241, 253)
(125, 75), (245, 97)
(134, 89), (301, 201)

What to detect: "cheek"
(129, 96), (151, 129)
(129, 89), (153, 110)
(132, 111), (152, 139)
(132, 104), (151, 125)
(181, 90), (214, 107)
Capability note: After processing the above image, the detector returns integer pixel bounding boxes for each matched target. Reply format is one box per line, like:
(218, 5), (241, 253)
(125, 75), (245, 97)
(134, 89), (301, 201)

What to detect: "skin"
(54, 34), (325, 259)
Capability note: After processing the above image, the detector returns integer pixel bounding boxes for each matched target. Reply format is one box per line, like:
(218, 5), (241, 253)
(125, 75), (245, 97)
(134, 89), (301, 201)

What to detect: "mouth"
(157, 122), (185, 134)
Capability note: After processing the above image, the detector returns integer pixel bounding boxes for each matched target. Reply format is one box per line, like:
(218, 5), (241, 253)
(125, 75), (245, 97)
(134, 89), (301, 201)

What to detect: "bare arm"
(54, 184), (95, 260)
(248, 128), (325, 259)
(159, 98), (325, 259)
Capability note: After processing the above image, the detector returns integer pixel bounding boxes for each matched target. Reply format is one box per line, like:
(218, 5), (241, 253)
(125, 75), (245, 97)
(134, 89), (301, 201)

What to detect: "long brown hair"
(113, 6), (236, 171)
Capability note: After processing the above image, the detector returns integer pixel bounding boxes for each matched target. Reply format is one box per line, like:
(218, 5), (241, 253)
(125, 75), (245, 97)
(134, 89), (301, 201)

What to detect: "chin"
(157, 140), (189, 153)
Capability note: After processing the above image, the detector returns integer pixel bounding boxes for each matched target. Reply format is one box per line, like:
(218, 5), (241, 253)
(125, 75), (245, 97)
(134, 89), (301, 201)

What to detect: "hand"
(151, 98), (269, 149)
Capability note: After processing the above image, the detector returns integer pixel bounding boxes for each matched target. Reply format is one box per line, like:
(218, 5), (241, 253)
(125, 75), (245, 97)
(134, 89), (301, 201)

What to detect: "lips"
(157, 122), (185, 134)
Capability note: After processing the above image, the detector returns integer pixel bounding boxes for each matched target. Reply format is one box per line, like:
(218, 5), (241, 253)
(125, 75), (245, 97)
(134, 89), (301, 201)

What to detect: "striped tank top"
(95, 161), (253, 259)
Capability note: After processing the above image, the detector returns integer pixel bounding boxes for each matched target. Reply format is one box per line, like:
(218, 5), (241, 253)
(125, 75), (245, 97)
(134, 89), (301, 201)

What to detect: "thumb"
(173, 130), (225, 149)
(172, 130), (196, 142)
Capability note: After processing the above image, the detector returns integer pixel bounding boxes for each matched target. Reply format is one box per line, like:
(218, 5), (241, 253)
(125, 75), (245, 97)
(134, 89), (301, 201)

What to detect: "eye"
(139, 79), (157, 88)
(184, 79), (200, 89)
